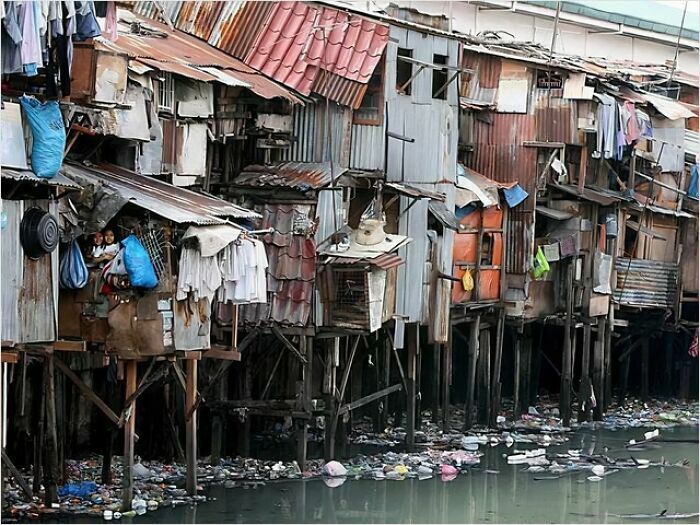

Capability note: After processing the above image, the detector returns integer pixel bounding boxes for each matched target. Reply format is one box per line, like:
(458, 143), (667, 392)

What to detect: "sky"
(569, 0), (700, 31)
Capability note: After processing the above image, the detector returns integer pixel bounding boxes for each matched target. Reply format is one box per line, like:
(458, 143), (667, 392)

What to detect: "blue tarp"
(688, 165), (698, 200)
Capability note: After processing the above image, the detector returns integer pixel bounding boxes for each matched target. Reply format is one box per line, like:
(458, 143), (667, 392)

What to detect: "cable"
(665, 0), (689, 97)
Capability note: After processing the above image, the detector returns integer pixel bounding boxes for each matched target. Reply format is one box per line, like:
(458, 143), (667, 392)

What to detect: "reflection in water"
(72, 426), (696, 524)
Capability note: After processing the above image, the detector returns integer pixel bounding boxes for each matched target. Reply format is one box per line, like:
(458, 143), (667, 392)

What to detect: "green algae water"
(49, 426), (700, 524)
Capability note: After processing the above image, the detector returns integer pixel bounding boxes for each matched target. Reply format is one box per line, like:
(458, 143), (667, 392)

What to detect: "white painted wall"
(364, 1), (699, 76)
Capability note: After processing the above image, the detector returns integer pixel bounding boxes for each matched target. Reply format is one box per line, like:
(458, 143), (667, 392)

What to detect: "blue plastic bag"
(19, 95), (66, 179)
(122, 235), (158, 289)
(58, 481), (97, 498)
(59, 240), (88, 289)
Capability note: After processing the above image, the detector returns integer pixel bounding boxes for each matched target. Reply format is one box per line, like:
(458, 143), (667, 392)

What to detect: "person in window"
(101, 229), (120, 261)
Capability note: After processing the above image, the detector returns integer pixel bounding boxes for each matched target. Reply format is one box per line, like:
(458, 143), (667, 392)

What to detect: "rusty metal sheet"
(385, 182), (446, 201)
(534, 88), (580, 144)
(1, 169), (80, 189)
(211, 1), (273, 58)
(312, 72), (368, 110)
(236, 162), (347, 190)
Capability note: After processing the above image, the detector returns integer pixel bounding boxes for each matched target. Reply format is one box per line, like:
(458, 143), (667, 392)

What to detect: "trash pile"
(576, 398), (699, 430)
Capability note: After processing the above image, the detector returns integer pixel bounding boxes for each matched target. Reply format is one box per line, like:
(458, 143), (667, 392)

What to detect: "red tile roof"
(244, 1), (388, 101)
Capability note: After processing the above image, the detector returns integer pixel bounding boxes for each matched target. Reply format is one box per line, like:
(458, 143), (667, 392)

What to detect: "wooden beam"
(338, 383), (403, 416)
(465, 316), (480, 429)
(1, 449), (33, 499)
(53, 340), (86, 352)
(53, 357), (121, 427)
(271, 326), (308, 364)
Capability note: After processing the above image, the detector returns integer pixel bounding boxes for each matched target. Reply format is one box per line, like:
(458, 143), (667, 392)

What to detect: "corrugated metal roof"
(101, 12), (302, 103)
(552, 183), (628, 206)
(236, 162), (347, 190)
(323, 253), (404, 269)
(244, 1), (388, 101)
(1, 168), (81, 189)
(312, 71), (368, 109)
(62, 162), (259, 224)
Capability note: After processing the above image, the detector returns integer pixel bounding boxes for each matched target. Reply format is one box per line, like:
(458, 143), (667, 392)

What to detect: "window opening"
(396, 48), (413, 95)
(432, 54), (448, 100)
(354, 56), (385, 125)
(156, 73), (175, 114)
(536, 69), (562, 89)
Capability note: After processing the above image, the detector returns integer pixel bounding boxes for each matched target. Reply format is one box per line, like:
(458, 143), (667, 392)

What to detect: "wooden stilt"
(520, 329), (532, 416)
(324, 338), (339, 460)
(296, 336), (312, 470)
(415, 334), (423, 431)
(664, 333), (674, 397)
(121, 361), (137, 510)
(490, 309), (505, 427)
(529, 324), (542, 407)
(241, 353), (253, 457)
(465, 316), (480, 429)
(379, 335), (390, 431)
(618, 348), (630, 406)
(185, 359), (198, 495)
(592, 319), (605, 420)
(43, 354), (59, 505)
(33, 366), (46, 495)
(101, 377), (117, 484)
(560, 261), (574, 426)
(603, 306), (614, 411)
(513, 326), (521, 420)
(578, 323), (592, 422)
(477, 328), (491, 426)
(210, 363), (227, 465)
(432, 343), (441, 424)
(441, 324), (452, 432)
(640, 339), (649, 402)
(406, 325), (417, 452)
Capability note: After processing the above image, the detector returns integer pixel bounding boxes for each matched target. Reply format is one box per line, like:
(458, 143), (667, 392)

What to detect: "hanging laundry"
(21, 0), (44, 76)
(2, 1), (24, 74)
(636, 109), (653, 139)
(592, 93), (616, 159)
(103, 0), (116, 41)
(176, 246), (222, 303)
(689, 329), (698, 358)
(73, 0), (100, 41)
(621, 101), (641, 143)
(687, 164), (698, 200)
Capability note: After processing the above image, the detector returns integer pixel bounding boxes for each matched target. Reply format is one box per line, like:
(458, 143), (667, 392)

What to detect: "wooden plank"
(406, 325), (417, 452)
(185, 359), (198, 496)
(53, 357), (121, 427)
(203, 347), (242, 361)
(43, 354), (59, 505)
(560, 261), (574, 426)
(1, 351), (19, 363)
(121, 361), (137, 511)
(578, 323), (592, 422)
(53, 340), (86, 352)
(338, 383), (403, 416)
(490, 309), (505, 427)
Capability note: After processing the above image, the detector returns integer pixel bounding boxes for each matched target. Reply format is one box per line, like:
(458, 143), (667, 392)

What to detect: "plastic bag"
(19, 95), (66, 179)
(59, 240), (88, 289)
(532, 246), (550, 279)
(593, 251), (612, 294)
(461, 269), (474, 291)
(122, 235), (158, 288)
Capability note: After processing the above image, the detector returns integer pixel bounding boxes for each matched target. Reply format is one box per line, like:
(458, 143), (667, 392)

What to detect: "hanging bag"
(59, 240), (89, 289)
(19, 95), (66, 179)
(122, 235), (158, 289)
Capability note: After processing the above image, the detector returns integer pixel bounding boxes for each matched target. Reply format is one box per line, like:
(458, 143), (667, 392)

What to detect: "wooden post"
(664, 333), (674, 397)
(520, 328), (532, 415)
(43, 354), (59, 505)
(185, 358), (198, 495)
(415, 334), (423, 431)
(324, 338), (339, 460)
(241, 352), (253, 457)
(441, 323), (452, 432)
(578, 323), (592, 422)
(296, 337), (312, 470)
(592, 319), (605, 421)
(380, 335), (391, 431)
(432, 343), (441, 424)
(560, 261), (574, 426)
(210, 364), (227, 466)
(618, 347), (630, 406)
(529, 324), (542, 407)
(513, 326), (521, 421)
(121, 361), (137, 510)
(640, 340), (650, 402)
(490, 309), (505, 427)
(465, 316), (480, 429)
(477, 328), (491, 426)
(406, 325), (417, 452)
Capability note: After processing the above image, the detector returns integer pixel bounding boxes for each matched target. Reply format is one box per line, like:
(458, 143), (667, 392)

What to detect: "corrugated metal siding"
(350, 123), (385, 170)
(1, 199), (58, 344)
(461, 53), (501, 105)
(534, 88), (580, 145)
(284, 102), (351, 167)
(614, 258), (679, 308)
(312, 72), (368, 110)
